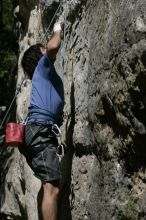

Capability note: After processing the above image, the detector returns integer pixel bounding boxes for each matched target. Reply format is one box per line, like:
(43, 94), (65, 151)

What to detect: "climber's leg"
(40, 182), (59, 220)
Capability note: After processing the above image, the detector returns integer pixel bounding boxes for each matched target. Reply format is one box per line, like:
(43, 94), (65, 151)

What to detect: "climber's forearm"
(47, 32), (61, 52)
(46, 22), (62, 60)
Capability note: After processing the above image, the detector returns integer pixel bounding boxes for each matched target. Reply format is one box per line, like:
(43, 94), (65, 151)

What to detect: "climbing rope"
(0, 76), (26, 129)
(41, 2), (62, 44)
(61, 0), (67, 81)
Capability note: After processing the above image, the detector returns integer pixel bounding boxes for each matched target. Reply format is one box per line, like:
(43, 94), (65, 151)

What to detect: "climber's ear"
(40, 47), (47, 55)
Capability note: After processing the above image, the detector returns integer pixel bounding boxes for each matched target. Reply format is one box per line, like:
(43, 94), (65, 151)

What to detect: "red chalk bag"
(6, 122), (25, 147)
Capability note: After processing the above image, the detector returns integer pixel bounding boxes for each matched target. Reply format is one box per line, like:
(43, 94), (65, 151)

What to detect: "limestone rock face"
(0, 0), (146, 219)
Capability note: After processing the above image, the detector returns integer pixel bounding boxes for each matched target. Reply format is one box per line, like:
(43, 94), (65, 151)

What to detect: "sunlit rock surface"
(0, 0), (146, 219)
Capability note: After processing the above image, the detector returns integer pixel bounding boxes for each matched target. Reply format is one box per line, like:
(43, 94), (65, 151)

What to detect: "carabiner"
(51, 124), (61, 137)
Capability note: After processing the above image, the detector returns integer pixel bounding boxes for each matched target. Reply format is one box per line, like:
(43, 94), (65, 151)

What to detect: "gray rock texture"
(0, 0), (146, 219)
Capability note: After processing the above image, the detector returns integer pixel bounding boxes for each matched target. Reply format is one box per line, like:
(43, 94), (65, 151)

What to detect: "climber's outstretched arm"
(46, 22), (62, 60)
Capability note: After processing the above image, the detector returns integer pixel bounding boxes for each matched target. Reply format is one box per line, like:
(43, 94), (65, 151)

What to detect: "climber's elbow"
(47, 45), (60, 60)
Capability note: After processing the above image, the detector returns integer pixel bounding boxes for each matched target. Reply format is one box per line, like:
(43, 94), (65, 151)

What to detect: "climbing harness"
(28, 106), (63, 126)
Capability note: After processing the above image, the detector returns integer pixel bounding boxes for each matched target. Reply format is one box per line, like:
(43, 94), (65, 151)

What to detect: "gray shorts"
(20, 123), (61, 183)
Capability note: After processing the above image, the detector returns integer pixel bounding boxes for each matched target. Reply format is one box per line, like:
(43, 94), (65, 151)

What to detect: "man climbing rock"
(21, 21), (64, 220)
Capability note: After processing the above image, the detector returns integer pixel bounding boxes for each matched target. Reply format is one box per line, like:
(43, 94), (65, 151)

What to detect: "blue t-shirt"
(28, 53), (64, 126)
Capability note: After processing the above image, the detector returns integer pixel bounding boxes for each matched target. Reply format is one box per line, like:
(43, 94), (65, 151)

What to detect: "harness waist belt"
(28, 107), (63, 126)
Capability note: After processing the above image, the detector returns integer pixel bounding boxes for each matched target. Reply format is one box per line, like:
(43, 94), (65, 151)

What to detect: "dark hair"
(21, 43), (44, 79)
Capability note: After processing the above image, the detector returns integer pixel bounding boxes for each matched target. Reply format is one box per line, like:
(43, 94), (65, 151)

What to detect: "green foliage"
(0, 0), (17, 105)
(117, 210), (133, 220)
(0, 30), (16, 79)
(1, 0), (13, 30)
(117, 196), (137, 220)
